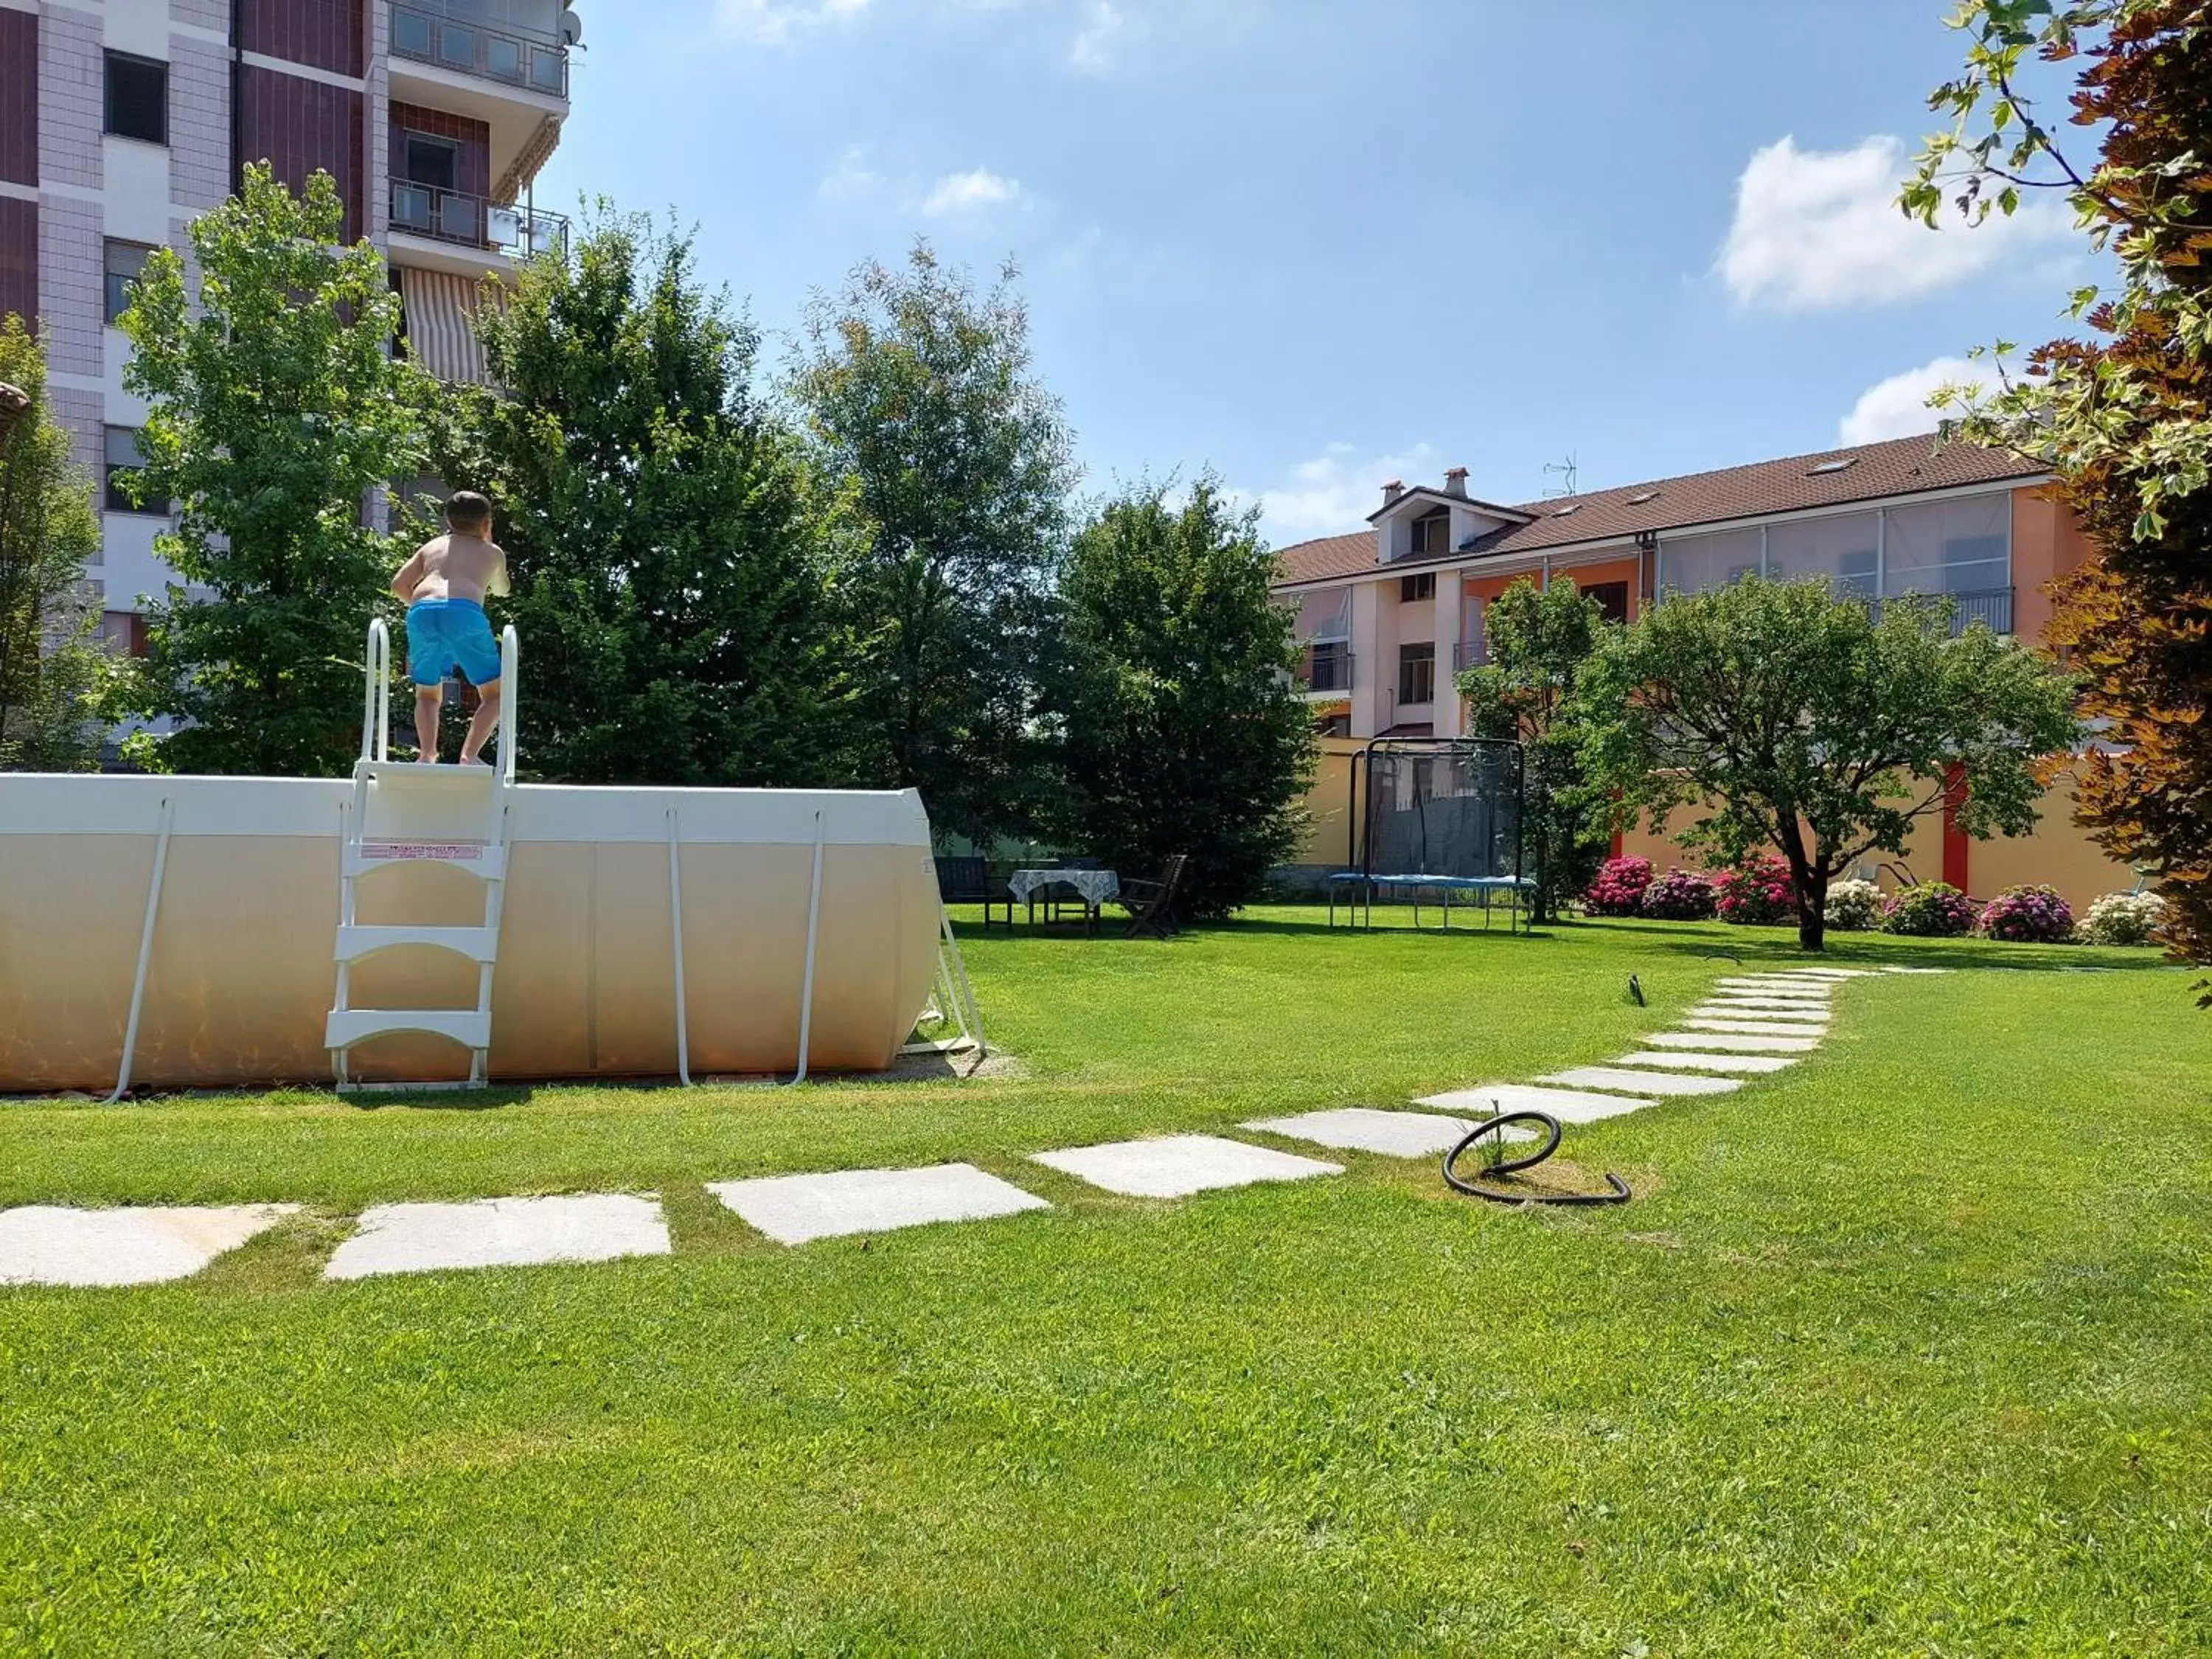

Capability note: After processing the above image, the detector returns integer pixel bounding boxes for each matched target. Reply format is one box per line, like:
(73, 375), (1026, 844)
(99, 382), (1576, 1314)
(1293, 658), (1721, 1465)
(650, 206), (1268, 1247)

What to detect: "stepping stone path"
(5, 967), (1926, 1287)
(0, 1203), (298, 1288)
(324, 1194), (671, 1281)
(1032, 1135), (1341, 1198)
(708, 1164), (1048, 1245)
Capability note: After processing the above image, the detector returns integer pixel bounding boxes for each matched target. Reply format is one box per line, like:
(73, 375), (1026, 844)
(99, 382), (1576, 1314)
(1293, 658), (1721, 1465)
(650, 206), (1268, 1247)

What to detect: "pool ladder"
(324, 617), (518, 1092)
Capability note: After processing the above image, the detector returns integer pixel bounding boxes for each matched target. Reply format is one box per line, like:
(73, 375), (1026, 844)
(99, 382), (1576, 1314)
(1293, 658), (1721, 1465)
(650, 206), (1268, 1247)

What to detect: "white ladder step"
(335, 925), (500, 964)
(345, 842), (506, 880)
(354, 758), (498, 792)
(324, 1009), (491, 1051)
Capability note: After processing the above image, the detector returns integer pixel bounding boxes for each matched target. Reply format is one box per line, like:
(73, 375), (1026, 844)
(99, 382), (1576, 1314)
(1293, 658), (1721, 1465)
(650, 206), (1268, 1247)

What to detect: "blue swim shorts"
(404, 598), (503, 688)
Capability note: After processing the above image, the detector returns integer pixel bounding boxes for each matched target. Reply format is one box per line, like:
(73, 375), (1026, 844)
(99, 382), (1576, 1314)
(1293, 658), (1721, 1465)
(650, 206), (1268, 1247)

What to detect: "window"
(104, 52), (168, 145)
(1656, 526), (1762, 595)
(101, 611), (150, 658)
(1767, 509), (1879, 598)
(1579, 580), (1630, 624)
(1400, 571), (1435, 603)
(1397, 641), (1436, 706)
(1308, 639), (1352, 694)
(1882, 495), (2010, 598)
(403, 133), (462, 191)
(103, 240), (154, 325)
(1410, 507), (1451, 556)
(1315, 712), (1350, 739)
(104, 426), (158, 515)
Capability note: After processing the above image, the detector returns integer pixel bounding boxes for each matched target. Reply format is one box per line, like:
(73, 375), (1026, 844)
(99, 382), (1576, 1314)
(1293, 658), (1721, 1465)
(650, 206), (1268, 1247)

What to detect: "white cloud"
(1719, 135), (2070, 310)
(818, 145), (886, 204)
(921, 168), (1027, 217)
(1239, 443), (1439, 546)
(1069, 0), (1135, 72)
(1840, 355), (2001, 446)
(717, 0), (869, 45)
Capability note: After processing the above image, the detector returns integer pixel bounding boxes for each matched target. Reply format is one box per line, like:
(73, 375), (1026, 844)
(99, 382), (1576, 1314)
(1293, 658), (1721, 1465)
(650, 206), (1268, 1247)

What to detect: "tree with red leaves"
(1905, 0), (2212, 998)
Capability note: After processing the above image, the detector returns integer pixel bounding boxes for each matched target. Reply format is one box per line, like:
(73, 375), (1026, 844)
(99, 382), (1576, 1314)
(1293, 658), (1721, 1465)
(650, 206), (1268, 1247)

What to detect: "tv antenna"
(1542, 453), (1579, 498)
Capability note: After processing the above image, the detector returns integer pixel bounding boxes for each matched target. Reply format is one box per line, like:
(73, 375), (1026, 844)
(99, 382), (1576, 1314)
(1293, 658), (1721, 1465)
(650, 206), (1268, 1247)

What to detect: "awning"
(397, 268), (507, 387)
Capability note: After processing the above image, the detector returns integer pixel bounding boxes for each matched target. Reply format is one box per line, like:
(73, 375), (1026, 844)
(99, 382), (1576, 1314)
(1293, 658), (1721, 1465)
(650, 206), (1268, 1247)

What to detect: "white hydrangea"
(1825, 877), (1885, 932)
(2079, 891), (2166, 947)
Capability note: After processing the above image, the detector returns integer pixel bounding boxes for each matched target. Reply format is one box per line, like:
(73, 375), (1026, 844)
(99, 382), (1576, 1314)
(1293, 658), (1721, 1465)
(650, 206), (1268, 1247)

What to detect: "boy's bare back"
(392, 531), (511, 605)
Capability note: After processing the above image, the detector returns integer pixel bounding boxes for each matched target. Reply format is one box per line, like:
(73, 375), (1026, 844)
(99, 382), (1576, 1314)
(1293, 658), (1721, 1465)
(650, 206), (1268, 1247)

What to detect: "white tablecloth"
(1008, 868), (1121, 908)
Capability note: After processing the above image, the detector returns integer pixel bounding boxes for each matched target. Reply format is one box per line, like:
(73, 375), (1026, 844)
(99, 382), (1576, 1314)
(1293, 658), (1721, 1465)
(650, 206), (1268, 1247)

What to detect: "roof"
(1368, 485), (1534, 526)
(1274, 432), (2045, 589)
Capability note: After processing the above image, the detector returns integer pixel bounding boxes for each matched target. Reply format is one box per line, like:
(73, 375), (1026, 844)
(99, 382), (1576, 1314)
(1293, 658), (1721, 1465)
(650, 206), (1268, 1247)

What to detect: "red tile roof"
(1273, 433), (2045, 588)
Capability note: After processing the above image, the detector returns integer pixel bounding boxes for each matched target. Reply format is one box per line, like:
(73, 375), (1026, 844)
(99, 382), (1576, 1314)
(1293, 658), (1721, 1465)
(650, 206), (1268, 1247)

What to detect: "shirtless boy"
(389, 491), (511, 765)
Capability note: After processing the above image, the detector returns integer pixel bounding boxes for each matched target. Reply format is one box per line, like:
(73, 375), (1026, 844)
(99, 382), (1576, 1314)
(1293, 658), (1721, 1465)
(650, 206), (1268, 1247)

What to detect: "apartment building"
(1273, 433), (2136, 911)
(0, 0), (578, 647)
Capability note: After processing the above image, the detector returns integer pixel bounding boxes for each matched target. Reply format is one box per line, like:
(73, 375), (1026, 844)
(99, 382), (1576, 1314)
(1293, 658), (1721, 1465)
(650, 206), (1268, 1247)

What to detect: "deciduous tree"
(790, 243), (1077, 845)
(1905, 0), (2212, 990)
(1048, 479), (1314, 917)
(109, 166), (430, 776)
(0, 319), (105, 771)
(1577, 577), (2081, 951)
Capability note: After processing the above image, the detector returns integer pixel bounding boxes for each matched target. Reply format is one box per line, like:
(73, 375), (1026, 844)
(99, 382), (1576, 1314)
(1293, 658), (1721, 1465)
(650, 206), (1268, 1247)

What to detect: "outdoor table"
(1008, 867), (1121, 935)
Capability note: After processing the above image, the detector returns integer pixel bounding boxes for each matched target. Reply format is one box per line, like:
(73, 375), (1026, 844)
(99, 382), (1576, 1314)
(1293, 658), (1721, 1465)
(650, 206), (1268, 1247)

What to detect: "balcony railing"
(1860, 587), (2015, 636)
(392, 2), (569, 97)
(1452, 640), (1486, 672)
(391, 181), (569, 260)
(1302, 650), (1354, 695)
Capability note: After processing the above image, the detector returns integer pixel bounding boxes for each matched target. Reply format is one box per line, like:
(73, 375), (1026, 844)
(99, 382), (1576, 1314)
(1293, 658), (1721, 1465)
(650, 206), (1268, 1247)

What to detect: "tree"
(0, 318), (105, 771)
(109, 165), (430, 776)
(1904, 0), (2212, 989)
(1455, 577), (1610, 924)
(1576, 577), (2081, 951)
(790, 242), (1079, 846)
(1048, 479), (1314, 918)
(439, 209), (863, 786)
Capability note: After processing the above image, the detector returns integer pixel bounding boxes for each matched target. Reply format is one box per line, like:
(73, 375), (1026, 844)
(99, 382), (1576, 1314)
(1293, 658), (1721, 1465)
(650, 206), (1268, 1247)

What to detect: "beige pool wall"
(0, 776), (944, 1093)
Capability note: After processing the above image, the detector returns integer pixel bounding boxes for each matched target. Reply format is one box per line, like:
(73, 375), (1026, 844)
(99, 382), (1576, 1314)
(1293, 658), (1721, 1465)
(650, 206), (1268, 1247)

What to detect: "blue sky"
(537, 0), (2093, 546)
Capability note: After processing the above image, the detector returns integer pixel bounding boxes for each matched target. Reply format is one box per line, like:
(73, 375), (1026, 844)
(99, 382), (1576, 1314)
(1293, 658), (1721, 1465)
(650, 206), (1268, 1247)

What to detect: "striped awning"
(397, 268), (507, 388)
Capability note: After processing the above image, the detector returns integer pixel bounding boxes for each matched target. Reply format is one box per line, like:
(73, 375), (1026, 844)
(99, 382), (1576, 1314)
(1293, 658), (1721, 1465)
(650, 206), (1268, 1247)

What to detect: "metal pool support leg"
(105, 793), (175, 1105)
(667, 806), (692, 1087)
(782, 810), (827, 1088)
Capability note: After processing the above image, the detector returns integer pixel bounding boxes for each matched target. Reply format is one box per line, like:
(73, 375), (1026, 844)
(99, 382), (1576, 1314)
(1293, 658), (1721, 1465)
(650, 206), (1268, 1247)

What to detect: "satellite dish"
(560, 9), (583, 45)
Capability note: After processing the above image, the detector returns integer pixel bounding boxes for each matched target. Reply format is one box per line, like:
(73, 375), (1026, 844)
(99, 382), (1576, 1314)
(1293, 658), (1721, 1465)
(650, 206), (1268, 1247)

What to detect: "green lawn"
(3, 912), (2208, 1655)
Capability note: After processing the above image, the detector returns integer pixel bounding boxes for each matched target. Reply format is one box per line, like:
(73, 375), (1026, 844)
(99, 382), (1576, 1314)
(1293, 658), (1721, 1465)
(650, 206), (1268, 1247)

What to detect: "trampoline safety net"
(1357, 740), (1525, 883)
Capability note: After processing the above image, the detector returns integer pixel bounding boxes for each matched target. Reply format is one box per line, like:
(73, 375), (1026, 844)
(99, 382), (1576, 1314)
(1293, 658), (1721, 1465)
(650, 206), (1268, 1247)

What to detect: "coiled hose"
(1442, 1111), (1632, 1206)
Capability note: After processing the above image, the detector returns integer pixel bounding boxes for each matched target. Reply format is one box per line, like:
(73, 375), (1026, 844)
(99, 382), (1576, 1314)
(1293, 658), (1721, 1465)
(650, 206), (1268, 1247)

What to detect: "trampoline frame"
(1326, 737), (1534, 934)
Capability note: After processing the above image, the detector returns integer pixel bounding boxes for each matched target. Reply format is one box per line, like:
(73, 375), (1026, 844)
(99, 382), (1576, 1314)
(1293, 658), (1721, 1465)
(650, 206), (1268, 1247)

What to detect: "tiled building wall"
(388, 102), (491, 198)
(37, 6), (102, 193)
(241, 0), (366, 77)
(46, 384), (105, 534)
(238, 66), (365, 240)
(169, 35), (233, 215)
(0, 197), (37, 327)
(35, 192), (102, 375)
(171, 0), (232, 32)
(367, 0), (390, 240)
(0, 9), (36, 187)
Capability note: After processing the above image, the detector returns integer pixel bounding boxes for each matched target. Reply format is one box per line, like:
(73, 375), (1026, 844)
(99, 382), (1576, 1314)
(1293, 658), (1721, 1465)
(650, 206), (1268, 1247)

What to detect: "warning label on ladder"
(361, 842), (483, 862)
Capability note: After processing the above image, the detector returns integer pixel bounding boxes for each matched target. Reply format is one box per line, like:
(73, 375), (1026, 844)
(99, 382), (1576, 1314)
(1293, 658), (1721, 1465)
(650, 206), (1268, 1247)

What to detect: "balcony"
(391, 181), (568, 263)
(1452, 640), (1486, 672)
(1860, 587), (2015, 637)
(1301, 649), (1354, 696)
(392, 2), (569, 97)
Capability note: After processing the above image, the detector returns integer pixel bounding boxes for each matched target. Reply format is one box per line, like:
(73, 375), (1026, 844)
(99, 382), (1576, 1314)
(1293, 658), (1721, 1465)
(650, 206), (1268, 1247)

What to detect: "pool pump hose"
(1441, 1112), (1632, 1207)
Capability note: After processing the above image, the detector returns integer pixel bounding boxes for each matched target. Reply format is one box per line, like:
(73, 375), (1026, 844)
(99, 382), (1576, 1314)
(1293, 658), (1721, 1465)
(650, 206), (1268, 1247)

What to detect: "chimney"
(1443, 467), (1469, 498)
(1380, 479), (1405, 507)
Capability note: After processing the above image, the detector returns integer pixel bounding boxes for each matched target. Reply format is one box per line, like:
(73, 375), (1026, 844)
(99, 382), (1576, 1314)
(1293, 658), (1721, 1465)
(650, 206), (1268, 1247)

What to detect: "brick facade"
(168, 35), (233, 215)
(35, 192), (101, 375)
(37, 6), (102, 193)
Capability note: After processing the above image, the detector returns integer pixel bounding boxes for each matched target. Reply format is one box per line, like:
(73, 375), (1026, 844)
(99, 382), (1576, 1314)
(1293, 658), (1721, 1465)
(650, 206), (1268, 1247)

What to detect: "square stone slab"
(707, 1164), (1048, 1245)
(1779, 967), (1874, 978)
(1542, 1066), (1745, 1097)
(1615, 1050), (1798, 1074)
(1242, 1107), (1500, 1158)
(1884, 966), (1949, 974)
(1414, 1084), (1652, 1124)
(325, 1194), (671, 1281)
(0, 1203), (299, 1288)
(1031, 1135), (1342, 1198)
(1713, 979), (1832, 998)
(1646, 1031), (1820, 1054)
(1681, 1018), (1834, 1037)
(1692, 1004), (1829, 1024)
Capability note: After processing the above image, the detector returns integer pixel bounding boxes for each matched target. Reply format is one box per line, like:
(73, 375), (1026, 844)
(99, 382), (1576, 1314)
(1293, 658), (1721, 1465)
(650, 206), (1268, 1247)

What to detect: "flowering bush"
(1714, 853), (1795, 925)
(1585, 856), (1655, 917)
(1978, 883), (2076, 944)
(1824, 878), (1885, 931)
(1881, 881), (1978, 937)
(2079, 890), (2167, 947)
(1640, 866), (1718, 921)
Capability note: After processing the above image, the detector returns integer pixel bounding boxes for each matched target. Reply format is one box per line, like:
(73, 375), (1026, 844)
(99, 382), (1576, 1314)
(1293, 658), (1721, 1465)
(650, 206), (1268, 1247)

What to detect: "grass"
(2, 911), (2208, 1655)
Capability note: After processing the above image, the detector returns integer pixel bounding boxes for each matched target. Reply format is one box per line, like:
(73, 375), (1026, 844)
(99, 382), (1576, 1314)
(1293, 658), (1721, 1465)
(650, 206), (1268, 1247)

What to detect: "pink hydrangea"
(1978, 883), (2075, 944)
(1640, 866), (1718, 921)
(1585, 856), (1654, 917)
(1715, 853), (1795, 926)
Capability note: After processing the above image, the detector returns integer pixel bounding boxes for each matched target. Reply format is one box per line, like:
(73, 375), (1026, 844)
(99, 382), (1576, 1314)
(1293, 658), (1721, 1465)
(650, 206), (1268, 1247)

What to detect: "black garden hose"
(1441, 1111), (1632, 1207)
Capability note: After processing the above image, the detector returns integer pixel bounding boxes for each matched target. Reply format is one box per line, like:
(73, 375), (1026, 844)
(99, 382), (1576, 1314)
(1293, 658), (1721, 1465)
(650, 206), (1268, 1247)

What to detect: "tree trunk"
(1796, 867), (1828, 953)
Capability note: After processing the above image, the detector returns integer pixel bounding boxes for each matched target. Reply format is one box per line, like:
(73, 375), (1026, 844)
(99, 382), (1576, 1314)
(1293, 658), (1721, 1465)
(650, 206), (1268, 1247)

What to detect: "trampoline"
(1326, 737), (1534, 933)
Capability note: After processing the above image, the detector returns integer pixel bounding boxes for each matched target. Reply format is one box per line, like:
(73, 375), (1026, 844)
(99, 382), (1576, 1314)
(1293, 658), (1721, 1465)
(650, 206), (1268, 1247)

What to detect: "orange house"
(1273, 434), (2132, 912)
